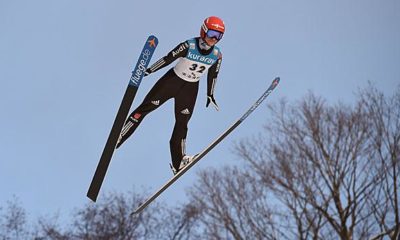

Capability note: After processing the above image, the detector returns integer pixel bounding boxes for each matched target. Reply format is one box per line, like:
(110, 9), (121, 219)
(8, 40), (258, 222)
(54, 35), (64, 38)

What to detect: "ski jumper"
(116, 37), (222, 170)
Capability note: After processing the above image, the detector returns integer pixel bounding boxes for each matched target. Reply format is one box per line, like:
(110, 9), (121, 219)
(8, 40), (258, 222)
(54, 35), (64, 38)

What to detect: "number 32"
(189, 64), (206, 73)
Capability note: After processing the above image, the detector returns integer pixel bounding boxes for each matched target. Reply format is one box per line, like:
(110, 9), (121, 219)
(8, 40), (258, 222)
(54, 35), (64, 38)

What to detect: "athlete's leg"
(169, 81), (199, 170)
(116, 69), (177, 148)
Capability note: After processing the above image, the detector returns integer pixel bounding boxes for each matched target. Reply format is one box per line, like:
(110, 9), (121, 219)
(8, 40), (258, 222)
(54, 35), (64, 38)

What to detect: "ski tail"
(87, 36), (158, 202)
(131, 77), (280, 214)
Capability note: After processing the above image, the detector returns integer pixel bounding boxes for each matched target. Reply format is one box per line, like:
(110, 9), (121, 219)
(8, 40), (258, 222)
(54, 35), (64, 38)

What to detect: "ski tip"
(130, 208), (142, 216)
(272, 77), (280, 86)
(130, 201), (146, 216)
(147, 35), (159, 47)
(86, 192), (98, 202)
(87, 196), (97, 202)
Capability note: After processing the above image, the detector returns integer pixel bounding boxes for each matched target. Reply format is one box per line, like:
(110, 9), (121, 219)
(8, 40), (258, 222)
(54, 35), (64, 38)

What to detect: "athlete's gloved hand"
(206, 95), (219, 111)
(144, 68), (151, 77)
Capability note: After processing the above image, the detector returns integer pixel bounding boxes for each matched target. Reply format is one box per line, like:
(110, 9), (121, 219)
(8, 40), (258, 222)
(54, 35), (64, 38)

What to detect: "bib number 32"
(189, 64), (206, 73)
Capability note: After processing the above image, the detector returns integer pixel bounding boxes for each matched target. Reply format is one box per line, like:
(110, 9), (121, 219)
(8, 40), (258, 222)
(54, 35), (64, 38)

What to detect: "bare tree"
(1, 191), (205, 240)
(234, 86), (399, 239)
(154, 203), (202, 240)
(360, 85), (400, 240)
(31, 190), (183, 240)
(0, 197), (30, 240)
(187, 166), (284, 240)
(30, 190), (204, 240)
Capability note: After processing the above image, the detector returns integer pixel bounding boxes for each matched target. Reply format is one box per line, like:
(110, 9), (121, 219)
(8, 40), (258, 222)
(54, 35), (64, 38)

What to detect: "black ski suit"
(116, 37), (222, 170)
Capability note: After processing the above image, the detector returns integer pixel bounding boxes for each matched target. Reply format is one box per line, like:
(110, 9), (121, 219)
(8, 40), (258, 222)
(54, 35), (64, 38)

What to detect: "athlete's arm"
(207, 52), (222, 96)
(145, 41), (189, 75)
(206, 52), (222, 110)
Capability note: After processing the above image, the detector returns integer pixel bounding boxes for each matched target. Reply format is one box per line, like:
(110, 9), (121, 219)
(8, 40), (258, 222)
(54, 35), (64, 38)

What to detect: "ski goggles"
(206, 29), (224, 40)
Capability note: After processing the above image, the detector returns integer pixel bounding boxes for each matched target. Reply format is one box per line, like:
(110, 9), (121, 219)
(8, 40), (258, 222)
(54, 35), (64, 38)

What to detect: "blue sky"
(1, 0), (399, 221)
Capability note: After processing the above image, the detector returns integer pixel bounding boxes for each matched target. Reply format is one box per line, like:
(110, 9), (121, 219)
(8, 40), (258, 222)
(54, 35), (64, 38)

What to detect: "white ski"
(131, 77), (280, 215)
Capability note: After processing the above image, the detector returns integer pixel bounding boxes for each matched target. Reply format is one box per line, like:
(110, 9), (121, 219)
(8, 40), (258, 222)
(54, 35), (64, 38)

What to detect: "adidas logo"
(151, 100), (160, 106)
(180, 109), (190, 115)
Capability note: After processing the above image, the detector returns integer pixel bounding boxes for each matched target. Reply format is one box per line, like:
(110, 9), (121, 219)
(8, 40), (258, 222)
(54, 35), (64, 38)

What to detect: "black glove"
(206, 95), (219, 111)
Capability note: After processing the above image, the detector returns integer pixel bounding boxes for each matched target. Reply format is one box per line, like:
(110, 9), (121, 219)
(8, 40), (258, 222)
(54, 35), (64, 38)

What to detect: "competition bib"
(174, 38), (220, 82)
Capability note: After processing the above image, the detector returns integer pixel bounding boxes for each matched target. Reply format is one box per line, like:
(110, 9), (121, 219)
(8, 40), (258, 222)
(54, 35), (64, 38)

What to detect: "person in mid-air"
(116, 16), (225, 174)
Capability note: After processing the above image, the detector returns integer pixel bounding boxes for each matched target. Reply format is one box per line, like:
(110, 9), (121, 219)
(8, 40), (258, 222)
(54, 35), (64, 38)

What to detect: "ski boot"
(170, 155), (197, 175)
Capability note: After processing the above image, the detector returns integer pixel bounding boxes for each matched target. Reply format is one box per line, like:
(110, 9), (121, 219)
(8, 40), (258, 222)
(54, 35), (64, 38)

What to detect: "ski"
(87, 36), (158, 202)
(131, 77), (280, 215)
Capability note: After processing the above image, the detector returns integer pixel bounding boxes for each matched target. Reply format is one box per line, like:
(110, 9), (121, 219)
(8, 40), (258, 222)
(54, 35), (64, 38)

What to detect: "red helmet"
(200, 16), (225, 41)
